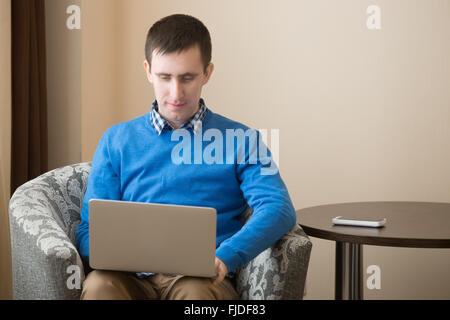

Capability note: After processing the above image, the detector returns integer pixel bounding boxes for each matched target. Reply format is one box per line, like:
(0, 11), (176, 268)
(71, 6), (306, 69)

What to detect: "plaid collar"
(150, 98), (208, 135)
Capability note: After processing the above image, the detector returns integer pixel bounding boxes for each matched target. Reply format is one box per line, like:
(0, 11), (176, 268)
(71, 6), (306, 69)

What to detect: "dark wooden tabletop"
(296, 201), (450, 248)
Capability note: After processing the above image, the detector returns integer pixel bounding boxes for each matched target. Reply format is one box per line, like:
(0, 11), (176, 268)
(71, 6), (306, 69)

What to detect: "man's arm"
(215, 130), (297, 273)
(76, 129), (121, 261)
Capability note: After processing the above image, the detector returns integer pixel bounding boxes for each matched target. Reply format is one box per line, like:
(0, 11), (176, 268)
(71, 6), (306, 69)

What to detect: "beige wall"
(83, 0), (449, 299)
(0, 0), (12, 300)
(81, 0), (126, 160)
(46, 0), (82, 170)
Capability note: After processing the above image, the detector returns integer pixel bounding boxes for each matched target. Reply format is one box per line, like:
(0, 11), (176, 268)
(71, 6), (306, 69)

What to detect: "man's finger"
(213, 266), (225, 286)
(213, 272), (225, 286)
(213, 257), (228, 286)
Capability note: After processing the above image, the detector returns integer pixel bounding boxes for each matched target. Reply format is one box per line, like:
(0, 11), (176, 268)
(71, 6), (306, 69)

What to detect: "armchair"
(9, 163), (312, 300)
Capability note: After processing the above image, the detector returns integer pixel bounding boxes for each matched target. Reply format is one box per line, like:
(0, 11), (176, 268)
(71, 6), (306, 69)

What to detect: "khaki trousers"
(81, 270), (240, 300)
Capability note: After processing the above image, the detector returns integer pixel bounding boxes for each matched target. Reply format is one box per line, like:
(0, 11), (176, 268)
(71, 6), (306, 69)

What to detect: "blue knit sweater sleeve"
(76, 128), (121, 260)
(215, 130), (297, 273)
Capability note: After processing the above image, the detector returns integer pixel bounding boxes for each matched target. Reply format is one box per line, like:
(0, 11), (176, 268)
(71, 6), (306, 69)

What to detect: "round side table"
(296, 201), (450, 300)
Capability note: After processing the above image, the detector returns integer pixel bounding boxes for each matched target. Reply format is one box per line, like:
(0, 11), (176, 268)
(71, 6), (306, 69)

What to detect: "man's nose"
(170, 80), (184, 100)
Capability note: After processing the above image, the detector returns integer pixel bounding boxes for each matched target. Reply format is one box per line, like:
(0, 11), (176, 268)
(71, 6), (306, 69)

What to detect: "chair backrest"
(10, 162), (92, 245)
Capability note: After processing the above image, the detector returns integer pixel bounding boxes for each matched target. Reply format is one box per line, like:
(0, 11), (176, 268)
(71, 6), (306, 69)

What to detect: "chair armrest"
(9, 177), (85, 300)
(235, 224), (312, 300)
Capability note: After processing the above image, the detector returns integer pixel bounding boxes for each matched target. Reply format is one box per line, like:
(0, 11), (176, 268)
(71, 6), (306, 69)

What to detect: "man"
(76, 14), (296, 300)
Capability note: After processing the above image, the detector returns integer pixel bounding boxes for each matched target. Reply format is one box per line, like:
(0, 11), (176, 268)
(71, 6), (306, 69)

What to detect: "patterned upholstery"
(9, 163), (312, 300)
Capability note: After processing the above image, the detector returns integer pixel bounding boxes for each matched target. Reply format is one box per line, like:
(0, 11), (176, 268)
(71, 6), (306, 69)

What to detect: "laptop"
(89, 199), (217, 278)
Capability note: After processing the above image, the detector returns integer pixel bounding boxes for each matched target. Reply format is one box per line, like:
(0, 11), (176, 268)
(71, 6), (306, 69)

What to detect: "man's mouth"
(168, 102), (186, 108)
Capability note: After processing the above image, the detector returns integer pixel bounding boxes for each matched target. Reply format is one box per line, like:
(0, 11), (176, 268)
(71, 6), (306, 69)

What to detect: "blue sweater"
(76, 108), (297, 273)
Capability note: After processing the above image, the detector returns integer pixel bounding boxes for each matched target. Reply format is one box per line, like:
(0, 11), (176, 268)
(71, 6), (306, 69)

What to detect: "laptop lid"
(89, 199), (217, 278)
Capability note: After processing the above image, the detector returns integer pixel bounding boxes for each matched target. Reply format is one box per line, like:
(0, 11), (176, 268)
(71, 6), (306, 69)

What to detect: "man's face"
(144, 45), (214, 129)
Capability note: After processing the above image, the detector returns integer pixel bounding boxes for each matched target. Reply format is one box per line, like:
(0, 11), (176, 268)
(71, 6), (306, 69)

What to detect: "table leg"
(335, 241), (363, 300)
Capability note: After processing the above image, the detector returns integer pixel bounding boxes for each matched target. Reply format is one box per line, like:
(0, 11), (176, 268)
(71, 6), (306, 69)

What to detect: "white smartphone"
(332, 216), (386, 228)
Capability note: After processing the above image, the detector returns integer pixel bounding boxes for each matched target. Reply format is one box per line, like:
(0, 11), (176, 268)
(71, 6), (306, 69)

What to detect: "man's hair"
(145, 14), (212, 74)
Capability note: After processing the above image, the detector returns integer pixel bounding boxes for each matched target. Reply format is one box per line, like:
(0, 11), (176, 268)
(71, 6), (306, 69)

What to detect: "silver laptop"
(89, 199), (217, 278)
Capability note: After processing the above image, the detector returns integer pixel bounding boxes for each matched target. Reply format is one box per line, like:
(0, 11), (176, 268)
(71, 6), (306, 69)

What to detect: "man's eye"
(182, 78), (193, 82)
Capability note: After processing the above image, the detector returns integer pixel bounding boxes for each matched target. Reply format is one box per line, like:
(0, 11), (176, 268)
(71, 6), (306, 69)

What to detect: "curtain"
(11, 0), (48, 195)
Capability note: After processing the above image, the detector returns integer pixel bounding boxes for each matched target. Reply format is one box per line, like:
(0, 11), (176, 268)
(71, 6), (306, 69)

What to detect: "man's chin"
(164, 106), (197, 119)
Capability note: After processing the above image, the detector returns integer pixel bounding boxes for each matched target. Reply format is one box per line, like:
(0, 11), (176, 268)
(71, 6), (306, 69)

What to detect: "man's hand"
(213, 257), (228, 286)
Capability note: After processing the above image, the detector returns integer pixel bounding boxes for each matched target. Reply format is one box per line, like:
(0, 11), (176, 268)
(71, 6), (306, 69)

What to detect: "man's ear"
(203, 62), (214, 85)
(143, 60), (153, 84)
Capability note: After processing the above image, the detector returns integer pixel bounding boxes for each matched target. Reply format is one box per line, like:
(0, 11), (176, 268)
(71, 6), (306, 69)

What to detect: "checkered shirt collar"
(150, 99), (207, 136)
